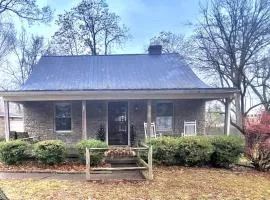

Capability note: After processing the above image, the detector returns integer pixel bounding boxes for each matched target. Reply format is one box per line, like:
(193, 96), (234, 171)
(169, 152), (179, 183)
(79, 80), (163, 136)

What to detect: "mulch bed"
(0, 161), (111, 173)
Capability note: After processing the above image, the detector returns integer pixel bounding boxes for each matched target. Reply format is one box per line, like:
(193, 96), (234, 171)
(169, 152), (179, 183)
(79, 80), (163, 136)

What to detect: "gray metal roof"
(20, 53), (210, 91)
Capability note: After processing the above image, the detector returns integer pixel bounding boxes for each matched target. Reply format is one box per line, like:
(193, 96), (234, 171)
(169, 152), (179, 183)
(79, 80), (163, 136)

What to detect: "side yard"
(0, 167), (270, 200)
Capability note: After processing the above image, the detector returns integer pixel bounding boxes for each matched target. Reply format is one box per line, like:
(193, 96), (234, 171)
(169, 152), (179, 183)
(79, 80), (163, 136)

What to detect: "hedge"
(146, 135), (244, 167)
(147, 136), (213, 166)
(0, 140), (29, 164)
(76, 139), (108, 166)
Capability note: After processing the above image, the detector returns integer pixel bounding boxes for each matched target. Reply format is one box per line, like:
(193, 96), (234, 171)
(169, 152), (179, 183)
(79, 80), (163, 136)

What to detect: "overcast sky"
(29, 0), (203, 54)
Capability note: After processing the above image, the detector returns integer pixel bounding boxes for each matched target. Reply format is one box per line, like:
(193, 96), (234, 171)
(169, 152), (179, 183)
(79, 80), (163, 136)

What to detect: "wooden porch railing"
(85, 144), (153, 180)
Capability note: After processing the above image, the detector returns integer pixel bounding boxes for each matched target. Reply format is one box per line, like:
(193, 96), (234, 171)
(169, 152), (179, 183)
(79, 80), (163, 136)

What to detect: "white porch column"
(224, 98), (231, 136)
(82, 100), (87, 140)
(4, 101), (10, 141)
(147, 100), (152, 138)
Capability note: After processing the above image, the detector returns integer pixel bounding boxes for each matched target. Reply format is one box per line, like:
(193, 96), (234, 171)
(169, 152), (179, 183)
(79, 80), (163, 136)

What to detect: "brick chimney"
(148, 45), (162, 55)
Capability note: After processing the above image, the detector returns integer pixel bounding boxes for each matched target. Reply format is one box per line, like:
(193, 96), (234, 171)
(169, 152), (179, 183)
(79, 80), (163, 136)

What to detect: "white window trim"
(54, 102), (73, 133)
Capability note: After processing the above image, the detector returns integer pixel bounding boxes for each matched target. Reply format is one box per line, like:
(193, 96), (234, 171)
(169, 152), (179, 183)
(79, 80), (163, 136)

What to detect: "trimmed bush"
(147, 136), (213, 166)
(76, 139), (108, 166)
(147, 137), (179, 165)
(0, 140), (29, 164)
(34, 140), (66, 165)
(210, 136), (244, 168)
(175, 137), (213, 166)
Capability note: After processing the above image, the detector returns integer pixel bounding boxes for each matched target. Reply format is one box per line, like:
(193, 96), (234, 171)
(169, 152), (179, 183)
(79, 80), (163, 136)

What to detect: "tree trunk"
(235, 92), (243, 131)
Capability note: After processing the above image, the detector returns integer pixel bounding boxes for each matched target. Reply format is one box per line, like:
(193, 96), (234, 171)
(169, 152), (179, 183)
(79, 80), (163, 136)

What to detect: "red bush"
(245, 111), (270, 171)
(245, 111), (270, 147)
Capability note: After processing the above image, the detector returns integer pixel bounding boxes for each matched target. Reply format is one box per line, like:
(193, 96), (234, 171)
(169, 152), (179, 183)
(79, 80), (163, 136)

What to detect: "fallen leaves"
(0, 161), (86, 172)
(0, 167), (269, 200)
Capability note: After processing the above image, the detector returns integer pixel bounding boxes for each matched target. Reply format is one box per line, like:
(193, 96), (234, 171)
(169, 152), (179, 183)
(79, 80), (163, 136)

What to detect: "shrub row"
(146, 136), (244, 168)
(0, 139), (107, 166)
(0, 136), (244, 168)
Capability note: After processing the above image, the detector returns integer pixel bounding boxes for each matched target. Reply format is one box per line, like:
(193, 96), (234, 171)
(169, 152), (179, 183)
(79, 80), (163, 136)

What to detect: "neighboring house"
(0, 112), (23, 139)
(0, 45), (236, 145)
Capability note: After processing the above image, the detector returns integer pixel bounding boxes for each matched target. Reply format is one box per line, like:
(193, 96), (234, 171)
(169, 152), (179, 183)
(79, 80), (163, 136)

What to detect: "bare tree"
(205, 102), (224, 129)
(0, 0), (52, 90)
(102, 12), (129, 55)
(47, 11), (84, 56)
(0, 0), (52, 23)
(0, 20), (15, 64)
(196, 0), (270, 133)
(51, 0), (130, 55)
(247, 56), (270, 112)
(2, 28), (45, 87)
(149, 31), (193, 60)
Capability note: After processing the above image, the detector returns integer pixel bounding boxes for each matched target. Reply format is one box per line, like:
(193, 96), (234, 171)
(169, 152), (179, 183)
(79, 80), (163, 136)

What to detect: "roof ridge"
(42, 53), (178, 57)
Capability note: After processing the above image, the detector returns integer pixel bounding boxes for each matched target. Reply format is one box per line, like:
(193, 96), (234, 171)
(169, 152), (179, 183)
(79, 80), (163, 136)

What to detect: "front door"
(108, 102), (128, 145)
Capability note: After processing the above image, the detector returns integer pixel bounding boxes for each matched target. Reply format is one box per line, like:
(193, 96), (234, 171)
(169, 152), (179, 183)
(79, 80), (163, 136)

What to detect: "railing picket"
(148, 145), (153, 180)
(86, 147), (90, 181)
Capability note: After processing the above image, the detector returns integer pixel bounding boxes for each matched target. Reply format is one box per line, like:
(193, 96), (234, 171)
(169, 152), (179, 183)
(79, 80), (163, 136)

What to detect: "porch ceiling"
(0, 88), (237, 102)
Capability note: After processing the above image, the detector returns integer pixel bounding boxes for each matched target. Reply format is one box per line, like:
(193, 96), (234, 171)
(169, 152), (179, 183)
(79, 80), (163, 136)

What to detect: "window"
(156, 103), (173, 131)
(55, 103), (72, 131)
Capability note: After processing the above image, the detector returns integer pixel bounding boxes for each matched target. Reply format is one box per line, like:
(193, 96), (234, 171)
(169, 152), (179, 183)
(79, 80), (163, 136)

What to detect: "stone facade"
(23, 99), (206, 144)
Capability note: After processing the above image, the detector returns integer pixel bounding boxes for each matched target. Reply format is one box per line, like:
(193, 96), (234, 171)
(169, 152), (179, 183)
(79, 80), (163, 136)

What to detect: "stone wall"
(86, 101), (107, 139)
(23, 99), (206, 144)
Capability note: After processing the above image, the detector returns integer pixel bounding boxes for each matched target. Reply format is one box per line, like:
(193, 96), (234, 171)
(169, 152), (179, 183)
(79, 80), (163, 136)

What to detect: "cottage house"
(0, 45), (236, 145)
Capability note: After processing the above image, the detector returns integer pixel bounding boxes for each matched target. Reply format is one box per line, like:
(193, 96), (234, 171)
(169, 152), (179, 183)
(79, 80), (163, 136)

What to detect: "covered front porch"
(1, 89), (236, 144)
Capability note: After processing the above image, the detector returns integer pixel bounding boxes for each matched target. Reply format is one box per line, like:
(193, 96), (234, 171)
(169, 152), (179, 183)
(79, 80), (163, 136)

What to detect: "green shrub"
(0, 140), (29, 164)
(34, 140), (66, 165)
(210, 136), (244, 168)
(175, 137), (213, 166)
(147, 137), (179, 165)
(147, 136), (213, 166)
(76, 139), (108, 166)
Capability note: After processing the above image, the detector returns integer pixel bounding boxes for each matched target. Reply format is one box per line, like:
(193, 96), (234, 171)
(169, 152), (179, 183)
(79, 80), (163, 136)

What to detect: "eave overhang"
(0, 88), (238, 102)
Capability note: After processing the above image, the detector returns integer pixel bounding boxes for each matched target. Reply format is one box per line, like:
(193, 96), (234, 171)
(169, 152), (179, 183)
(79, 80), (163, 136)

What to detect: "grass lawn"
(0, 167), (270, 200)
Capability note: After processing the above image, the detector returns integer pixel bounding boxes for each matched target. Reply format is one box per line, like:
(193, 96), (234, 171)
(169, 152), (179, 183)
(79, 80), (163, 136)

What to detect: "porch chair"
(183, 120), (197, 136)
(144, 122), (162, 139)
(11, 131), (40, 142)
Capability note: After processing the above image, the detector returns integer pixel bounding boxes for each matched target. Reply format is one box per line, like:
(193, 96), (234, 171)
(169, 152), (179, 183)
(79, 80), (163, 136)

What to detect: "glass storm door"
(108, 102), (128, 145)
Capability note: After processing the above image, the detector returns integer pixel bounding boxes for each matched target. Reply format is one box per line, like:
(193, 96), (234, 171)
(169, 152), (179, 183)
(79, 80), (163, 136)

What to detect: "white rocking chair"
(183, 120), (197, 136)
(144, 122), (158, 139)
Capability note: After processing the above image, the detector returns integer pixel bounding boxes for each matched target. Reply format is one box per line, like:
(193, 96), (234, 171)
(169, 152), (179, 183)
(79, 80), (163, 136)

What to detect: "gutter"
(0, 88), (238, 102)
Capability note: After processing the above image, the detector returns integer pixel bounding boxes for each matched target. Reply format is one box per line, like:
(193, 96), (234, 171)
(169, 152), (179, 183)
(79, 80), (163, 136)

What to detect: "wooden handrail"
(87, 147), (149, 150)
(85, 145), (153, 181)
(91, 167), (147, 171)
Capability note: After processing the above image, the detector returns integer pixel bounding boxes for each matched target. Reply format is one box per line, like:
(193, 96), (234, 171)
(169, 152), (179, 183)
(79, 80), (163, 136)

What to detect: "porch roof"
(0, 88), (236, 101)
